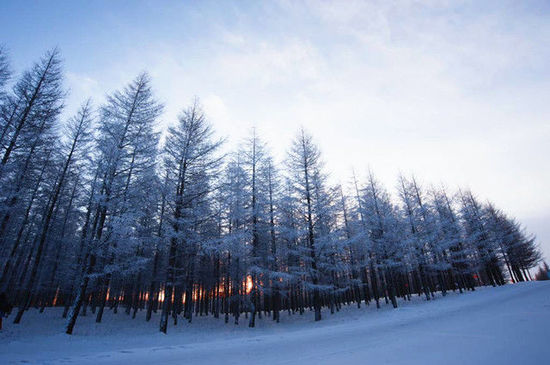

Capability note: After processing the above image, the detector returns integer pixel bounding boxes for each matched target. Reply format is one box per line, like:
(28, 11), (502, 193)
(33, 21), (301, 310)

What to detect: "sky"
(1, 0), (549, 261)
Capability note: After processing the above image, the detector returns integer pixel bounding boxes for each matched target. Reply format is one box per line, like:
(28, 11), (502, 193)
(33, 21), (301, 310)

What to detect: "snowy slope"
(1, 281), (549, 364)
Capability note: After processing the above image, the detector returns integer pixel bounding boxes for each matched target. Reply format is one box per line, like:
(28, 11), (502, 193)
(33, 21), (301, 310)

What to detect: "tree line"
(0, 48), (542, 334)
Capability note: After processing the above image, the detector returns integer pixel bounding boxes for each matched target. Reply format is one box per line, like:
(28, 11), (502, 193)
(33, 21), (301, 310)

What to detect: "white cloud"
(213, 38), (325, 86)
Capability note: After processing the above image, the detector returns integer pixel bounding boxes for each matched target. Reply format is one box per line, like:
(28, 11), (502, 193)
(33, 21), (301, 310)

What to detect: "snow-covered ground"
(1, 281), (549, 364)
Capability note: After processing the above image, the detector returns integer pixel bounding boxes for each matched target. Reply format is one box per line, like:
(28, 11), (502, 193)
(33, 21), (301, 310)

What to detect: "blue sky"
(2, 0), (550, 260)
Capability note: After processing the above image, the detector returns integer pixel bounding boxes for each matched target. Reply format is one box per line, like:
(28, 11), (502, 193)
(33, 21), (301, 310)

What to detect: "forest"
(0, 48), (542, 335)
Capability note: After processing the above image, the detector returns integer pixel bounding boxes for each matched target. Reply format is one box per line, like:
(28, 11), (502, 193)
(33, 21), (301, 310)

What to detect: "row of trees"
(0, 48), (542, 334)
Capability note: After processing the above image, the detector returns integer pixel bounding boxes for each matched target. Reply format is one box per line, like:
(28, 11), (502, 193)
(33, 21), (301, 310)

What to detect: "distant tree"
(534, 262), (549, 281)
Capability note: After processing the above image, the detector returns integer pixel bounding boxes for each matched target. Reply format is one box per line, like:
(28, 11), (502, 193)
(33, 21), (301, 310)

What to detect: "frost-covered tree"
(285, 129), (336, 321)
(235, 129), (279, 327)
(459, 190), (505, 287)
(429, 186), (476, 292)
(0, 48), (64, 176)
(218, 155), (251, 325)
(159, 101), (222, 333)
(0, 46), (11, 99)
(358, 171), (404, 308)
(484, 203), (541, 282)
(66, 73), (162, 333)
(0, 49), (64, 250)
(13, 100), (94, 323)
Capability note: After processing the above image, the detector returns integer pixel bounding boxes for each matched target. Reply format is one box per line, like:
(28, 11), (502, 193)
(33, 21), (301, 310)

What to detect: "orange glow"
(218, 280), (232, 296)
(246, 275), (253, 294)
(52, 287), (59, 306)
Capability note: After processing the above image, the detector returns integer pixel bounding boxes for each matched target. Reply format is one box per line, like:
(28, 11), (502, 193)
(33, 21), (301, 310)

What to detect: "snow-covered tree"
(285, 129), (336, 321)
(159, 101), (222, 333)
(66, 73), (162, 333)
